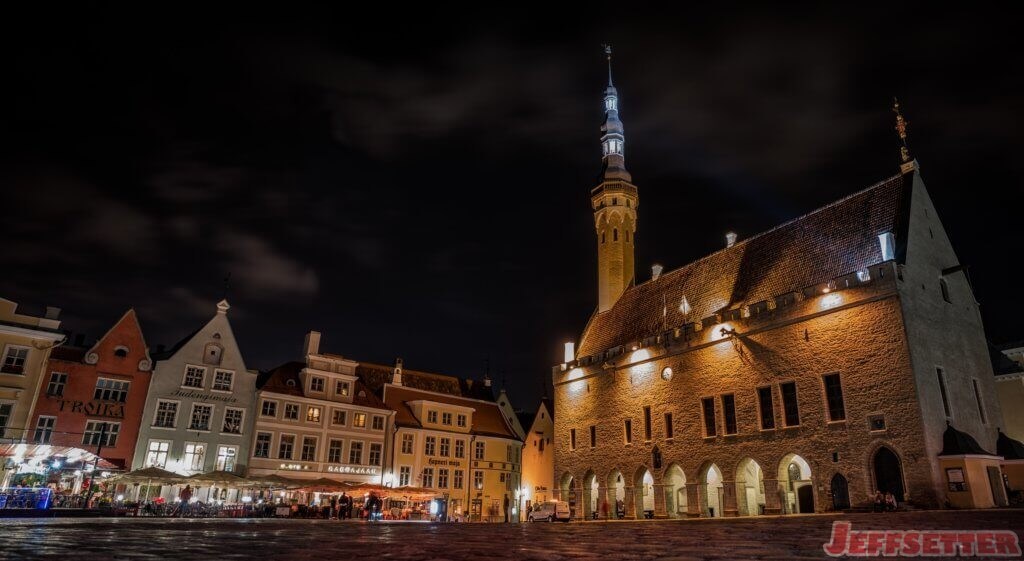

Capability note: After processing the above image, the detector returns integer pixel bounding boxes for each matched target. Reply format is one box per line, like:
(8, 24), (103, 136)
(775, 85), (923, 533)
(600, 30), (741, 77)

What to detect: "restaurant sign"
(58, 400), (124, 419)
(327, 465), (379, 476)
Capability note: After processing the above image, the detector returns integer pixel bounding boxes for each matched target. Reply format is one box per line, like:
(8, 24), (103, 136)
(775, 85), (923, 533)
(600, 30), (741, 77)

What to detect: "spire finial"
(892, 97), (916, 173)
(603, 44), (613, 86)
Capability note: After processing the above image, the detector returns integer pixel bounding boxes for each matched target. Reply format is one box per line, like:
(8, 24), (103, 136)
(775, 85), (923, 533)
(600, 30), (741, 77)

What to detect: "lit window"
(307, 406), (322, 423)
(353, 413), (366, 428)
(145, 440), (170, 468)
(216, 445), (237, 472)
(336, 380), (350, 396)
(183, 442), (205, 471)
(399, 466), (411, 486)
(422, 467), (434, 488)
(474, 470), (484, 489)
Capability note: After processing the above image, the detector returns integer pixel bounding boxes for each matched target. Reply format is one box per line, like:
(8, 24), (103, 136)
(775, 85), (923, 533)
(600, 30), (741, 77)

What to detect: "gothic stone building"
(552, 59), (1002, 519)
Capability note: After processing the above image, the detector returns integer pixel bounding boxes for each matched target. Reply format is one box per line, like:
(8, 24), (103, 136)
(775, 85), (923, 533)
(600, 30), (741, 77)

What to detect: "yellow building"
(0, 298), (65, 487)
(520, 399), (554, 510)
(365, 360), (523, 522)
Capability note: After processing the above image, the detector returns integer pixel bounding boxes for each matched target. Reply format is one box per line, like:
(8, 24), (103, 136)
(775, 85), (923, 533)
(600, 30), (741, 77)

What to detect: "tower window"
(612, 198), (618, 206)
(613, 229), (618, 242)
(601, 232), (606, 244)
(940, 279), (951, 303)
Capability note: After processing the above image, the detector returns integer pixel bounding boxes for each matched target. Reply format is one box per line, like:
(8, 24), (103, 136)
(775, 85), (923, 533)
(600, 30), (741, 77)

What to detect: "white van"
(528, 500), (571, 522)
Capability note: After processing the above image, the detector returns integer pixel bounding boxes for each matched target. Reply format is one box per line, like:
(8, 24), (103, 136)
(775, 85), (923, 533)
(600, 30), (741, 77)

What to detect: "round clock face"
(661, 367), (673, 381)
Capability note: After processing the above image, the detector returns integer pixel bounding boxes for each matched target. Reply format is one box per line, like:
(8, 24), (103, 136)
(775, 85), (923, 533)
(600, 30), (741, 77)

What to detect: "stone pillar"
(653, 483), (668, 519)
(693, 483), (708, 517)
(623, 486), (636, 519)
(572, 487), (585, 521)
(722, 480), (738, 517)
(596, 486), (609, 519)
(686, 484), (702, 518)
(762, 479), (782, 514)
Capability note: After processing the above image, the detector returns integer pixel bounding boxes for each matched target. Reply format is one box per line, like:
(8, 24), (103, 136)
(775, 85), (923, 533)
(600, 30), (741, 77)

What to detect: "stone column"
(762, 479), (782, 514)
(686, 484), (702, 518)
(572, 487), (585, 521)
(693, 483), (707, 517)
(596, 486), (609, 519)
(722, 480), (738, 517)
(623, 486), (636, 519)
(653, 483), (668, 518)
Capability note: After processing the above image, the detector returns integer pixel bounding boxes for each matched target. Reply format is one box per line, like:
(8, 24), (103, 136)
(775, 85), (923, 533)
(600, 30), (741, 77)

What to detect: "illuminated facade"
(520, 399), (554, 509)
(247, 332), (392, 487)
(553, 58), (1005, 517)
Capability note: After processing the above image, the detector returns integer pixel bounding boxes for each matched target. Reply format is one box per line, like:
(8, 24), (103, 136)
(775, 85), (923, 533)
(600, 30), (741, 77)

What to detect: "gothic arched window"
(613, 229), (619, 242)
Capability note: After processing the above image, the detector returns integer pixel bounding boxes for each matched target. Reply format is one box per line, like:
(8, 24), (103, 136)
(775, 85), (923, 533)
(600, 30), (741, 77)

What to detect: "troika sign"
(57, 400), (125, 419)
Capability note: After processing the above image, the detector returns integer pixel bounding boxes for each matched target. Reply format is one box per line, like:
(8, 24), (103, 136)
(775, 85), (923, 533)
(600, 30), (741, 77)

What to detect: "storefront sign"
(279, 463), (312, 471)
(171, 390), (238, 403)
(326, 465), (378, 475)
(58, 400), (124, 419)
(428, 458), (461, 467)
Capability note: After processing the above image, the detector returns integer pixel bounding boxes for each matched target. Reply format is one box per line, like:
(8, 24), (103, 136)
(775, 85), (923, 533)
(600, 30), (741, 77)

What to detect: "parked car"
(528, 500), (571, 522)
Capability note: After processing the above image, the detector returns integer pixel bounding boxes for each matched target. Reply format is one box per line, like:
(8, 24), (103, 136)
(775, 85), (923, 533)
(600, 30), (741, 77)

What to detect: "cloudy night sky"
(2, 6), (1021, 410)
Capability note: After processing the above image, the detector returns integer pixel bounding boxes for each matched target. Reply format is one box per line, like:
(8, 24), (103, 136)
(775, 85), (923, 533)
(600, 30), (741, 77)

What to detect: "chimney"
(45, 306), (61, 320)
(303, 331), (321, 357)
(563, 342), (575, 363)
(726, 232), (737, 248)
(393, 358), (403, 386)
(651, 264), (663, 281)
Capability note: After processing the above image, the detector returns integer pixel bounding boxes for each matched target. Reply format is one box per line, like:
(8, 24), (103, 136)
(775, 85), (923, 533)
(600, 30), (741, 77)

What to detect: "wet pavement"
(1, 510), (1023, 560)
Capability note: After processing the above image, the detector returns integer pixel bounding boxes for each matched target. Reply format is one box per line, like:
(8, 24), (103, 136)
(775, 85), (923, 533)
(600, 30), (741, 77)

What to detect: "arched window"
(940, 278), (951, 303)
(613, 229), (618, 242)
(601, 231), (606, 244)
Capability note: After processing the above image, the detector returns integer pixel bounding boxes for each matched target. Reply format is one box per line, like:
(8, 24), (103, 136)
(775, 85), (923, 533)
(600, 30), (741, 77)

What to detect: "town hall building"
(552, 50), (1006, 519)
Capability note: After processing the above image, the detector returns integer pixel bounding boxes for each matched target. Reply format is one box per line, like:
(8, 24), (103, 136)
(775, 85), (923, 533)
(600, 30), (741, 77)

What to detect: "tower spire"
(893, 97), (917, 173)
(604, 43), (613, 87)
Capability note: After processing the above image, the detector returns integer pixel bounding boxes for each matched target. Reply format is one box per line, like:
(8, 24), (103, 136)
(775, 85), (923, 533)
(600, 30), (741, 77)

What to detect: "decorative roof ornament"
(603, 43), (614, 87)
(892, 97), (917, 173)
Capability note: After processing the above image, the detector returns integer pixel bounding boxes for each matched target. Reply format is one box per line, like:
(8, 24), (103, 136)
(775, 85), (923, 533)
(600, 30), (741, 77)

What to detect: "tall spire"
(600, 44), (630, 182)
(893, 97), (917, 174)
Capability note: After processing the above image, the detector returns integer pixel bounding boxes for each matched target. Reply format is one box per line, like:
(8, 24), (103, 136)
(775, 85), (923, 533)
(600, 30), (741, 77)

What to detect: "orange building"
(28, 310), (153, 470)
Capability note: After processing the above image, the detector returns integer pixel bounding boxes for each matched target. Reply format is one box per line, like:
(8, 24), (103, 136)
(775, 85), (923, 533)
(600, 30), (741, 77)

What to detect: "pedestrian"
(330, 496), (338, 520)
(872, 490), (884, 512)
(178, 485), (193, 517)
(339, 492), (350, 520)
(884, 492), (897, 512)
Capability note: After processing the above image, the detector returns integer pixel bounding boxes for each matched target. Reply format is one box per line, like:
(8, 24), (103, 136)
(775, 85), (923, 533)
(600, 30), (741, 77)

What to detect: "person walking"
(178, 485), (193, 517)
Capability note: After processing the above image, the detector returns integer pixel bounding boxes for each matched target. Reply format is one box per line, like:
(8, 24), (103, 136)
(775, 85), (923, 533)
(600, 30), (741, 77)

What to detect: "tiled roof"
(578, 172), (911, 357)
(939, 423), (995, 457)
(259, 361), (389, 410)
(357, 363), (464, 397)
(383, 385), (519, 440)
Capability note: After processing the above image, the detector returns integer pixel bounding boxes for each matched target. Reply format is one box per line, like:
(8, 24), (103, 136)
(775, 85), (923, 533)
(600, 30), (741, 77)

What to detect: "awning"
(106, 467), (189, 485)
(0, 443), (119, 471)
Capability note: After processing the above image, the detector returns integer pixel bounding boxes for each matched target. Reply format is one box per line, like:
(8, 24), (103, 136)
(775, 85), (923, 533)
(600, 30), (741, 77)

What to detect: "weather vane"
(602, 44), (613, 86)
(892, 97), (913, 167)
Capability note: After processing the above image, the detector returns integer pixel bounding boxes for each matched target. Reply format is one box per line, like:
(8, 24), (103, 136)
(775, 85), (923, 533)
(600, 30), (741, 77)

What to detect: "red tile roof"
(383, 385), (519, 440)
(578, 172), (911, 357)
(259, 361), (389, 410)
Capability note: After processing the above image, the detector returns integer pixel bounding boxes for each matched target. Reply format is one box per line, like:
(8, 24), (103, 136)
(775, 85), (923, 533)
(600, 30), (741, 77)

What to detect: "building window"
(613, 229), (619, 242)
(153, 400), (178, 428)
(80, 421), (119, 446)
(349, 441), (364, 464)
(46, 372), (68, 397)
(222, 408), (244, 434)
(182, 365), (205, 388)
(353, 413), (366, 428)
(823, 373), (846, 422)
(440, 437), (451, 457)
(973, 379), (987, 424)
(301, 437), (317, 461)
(721, 394), (737, 435)
(261, 400), (277, 417)
(189, 404), (213, 431)
(506, 444), (515, 462)
(399, 466), (411, 486)
(425, 436), (436, 456)
(940, 279), (951, 303)
(475, 441), (485, 460)
(427, 410), (438, 424)
(457, 414), (467, 427)
(936, 367), (951, 418)
(643, 406), (652, 440)
(93, 378), (130, 402)
(422, 467), (434, 488)
(474, 470), (484, 489)
(702, 397), (717, 437)
(332, 409), (347, 426)
(183, 442), (206, 471)
(278, 435), (295, 459)
(0, 403), (11, 437)
(757, 386), (775, 430)
(216, 445), (237, 472)
(442, 412), (453, 425)
(212, 370), (234, 391)
(438, 468), (449, 488)
(307, 406), (322, 423)
(254, 433), (271, 458)
(335, 380), (350, 396)
(455, 439), (465, 458)
(284, 404), (299, 421)
(310, 376), (325, 392)
(454, 469), (464, 489)
(146, 440), (170, 468)
(34, 416), (55, 444)
(780, 382), (800, 427)
(328, 439), (343, 463)
(623, 419), (632, 444)
(664, 413), (673, 439)
(590, 425), (597, 448)
(372, 416), (385, 431)
(569, 428), (577, 450)
(401, 434), (414, 454)
(1, 345), (29, 374)
(369, 443), (382, 466)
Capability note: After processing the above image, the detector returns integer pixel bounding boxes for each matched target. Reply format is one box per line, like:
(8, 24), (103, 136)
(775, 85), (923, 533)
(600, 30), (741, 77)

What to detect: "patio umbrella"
(292, 477), (348, 492)
(186, 470), (250, 485)
(107, 467), (188, 502)
(255, 474), (302, 489)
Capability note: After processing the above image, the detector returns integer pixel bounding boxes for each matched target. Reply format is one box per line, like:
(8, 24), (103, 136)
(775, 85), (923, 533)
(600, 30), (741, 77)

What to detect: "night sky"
(3, 7), (1021, 412)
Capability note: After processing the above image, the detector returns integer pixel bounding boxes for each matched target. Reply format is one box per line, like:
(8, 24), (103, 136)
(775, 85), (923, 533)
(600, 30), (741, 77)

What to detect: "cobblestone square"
(2, 510), (1023, 561)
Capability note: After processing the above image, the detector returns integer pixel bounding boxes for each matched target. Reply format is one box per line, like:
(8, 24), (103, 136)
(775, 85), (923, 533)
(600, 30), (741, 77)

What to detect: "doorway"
(872, 447), (905, 502)
(830, 473), (850, 511)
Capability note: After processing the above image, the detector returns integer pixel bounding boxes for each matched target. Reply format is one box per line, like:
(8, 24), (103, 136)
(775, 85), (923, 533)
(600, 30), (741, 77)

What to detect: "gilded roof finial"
(893, 97), (916, 172)
(603, 44), (613, 87)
